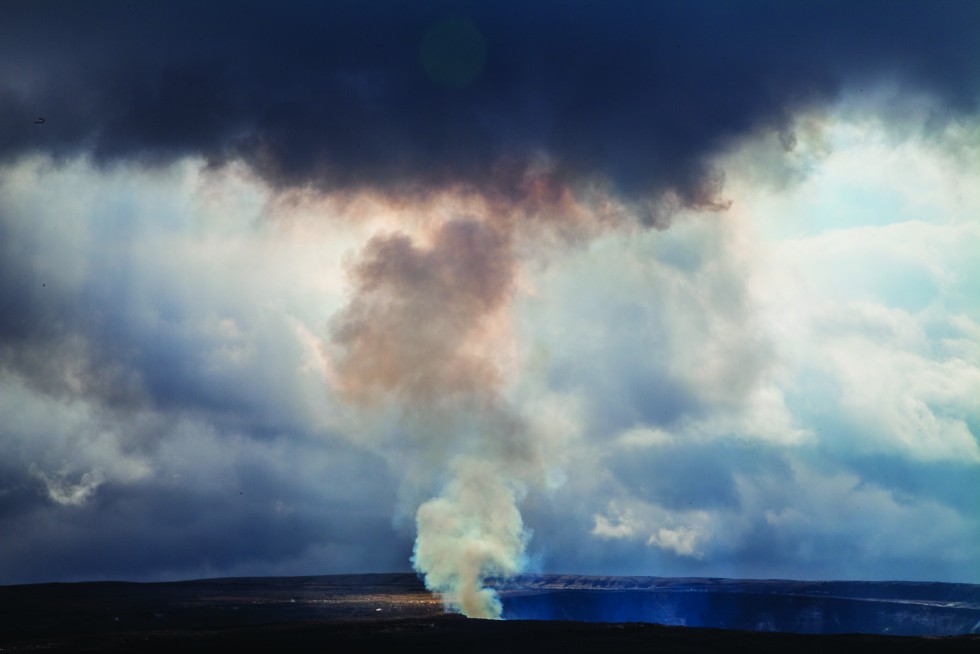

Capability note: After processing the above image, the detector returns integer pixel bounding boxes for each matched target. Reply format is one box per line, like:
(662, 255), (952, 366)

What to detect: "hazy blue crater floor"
(494, 575), (980, 636)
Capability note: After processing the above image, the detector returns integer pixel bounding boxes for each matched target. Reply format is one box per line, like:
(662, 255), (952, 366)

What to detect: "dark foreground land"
(1, 573), (978, 653)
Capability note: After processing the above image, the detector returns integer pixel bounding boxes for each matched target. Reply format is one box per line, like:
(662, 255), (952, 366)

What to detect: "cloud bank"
(1, 1), (979, 609)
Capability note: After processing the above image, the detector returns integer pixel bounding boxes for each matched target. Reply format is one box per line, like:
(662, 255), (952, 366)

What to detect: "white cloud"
(517, 106), (980, 580)
(647, 526), (704, 559)
(591, 499), (711, 560)
(29, 465), (105, 507)
(591, 504), (640, 540)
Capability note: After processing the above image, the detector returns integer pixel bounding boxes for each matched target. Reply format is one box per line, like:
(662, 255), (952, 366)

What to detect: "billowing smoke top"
(331, 218), (513, 405)
(3, 1), (979, 211)
(328, 213), (541, 617)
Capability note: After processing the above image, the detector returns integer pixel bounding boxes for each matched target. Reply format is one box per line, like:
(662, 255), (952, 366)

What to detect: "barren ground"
(1, 574), (977, 653)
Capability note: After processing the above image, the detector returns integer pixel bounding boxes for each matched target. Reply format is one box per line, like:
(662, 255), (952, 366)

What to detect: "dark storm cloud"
(3, 0), (978, 209)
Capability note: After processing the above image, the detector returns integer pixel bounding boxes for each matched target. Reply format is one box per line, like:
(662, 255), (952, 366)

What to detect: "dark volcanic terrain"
(495, 575), (980, 636)
(1, 574), (978, 652)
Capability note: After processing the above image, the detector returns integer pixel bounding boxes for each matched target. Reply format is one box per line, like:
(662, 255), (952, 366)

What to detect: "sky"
(1, 0), (979, 616)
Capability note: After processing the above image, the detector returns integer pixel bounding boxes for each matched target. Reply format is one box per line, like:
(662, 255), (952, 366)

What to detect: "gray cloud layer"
(3, 1), (978, 210)
(1, 1), (979, 590)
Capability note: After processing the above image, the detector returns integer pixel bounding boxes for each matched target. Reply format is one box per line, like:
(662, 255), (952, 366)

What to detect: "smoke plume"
(413, 457), (528, 617)
(331, 217), (514, 405)
(325, 168), (632, 616)
(329, 207), (536, 617)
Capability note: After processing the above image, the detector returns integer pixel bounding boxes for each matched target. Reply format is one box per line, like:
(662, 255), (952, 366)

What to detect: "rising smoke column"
(330, 211), (540, 617)
(413, 456), (527, 618)
(326, 170), (630, 617)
